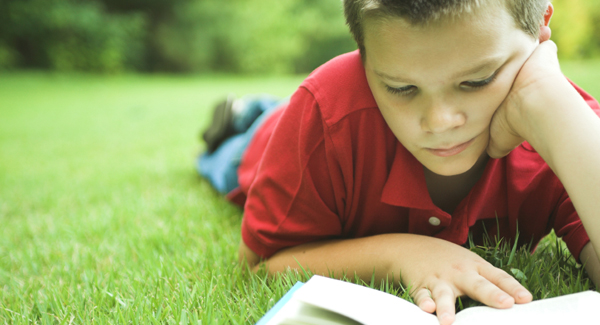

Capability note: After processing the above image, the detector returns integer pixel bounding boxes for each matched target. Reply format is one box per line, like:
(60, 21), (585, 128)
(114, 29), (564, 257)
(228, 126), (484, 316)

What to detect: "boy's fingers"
(456, 273), (515, 309)
(413, 288), (436, 313)
(431, 285), (457, 325)
(480, 266), (533, 304)
(487, 106), (523, 159)
(487, 131), (521, 159)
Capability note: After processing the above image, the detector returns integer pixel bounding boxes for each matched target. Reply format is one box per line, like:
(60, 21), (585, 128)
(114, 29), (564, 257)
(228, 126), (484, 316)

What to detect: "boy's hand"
(251, 234), (533, 325)
(487, 34), (564, 158)
(396, 236), (532, 325)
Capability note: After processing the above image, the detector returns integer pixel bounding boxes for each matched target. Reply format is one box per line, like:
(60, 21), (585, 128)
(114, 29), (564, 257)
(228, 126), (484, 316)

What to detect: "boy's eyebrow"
(374, 57), (505, 83)
(450, 57), (505, 79)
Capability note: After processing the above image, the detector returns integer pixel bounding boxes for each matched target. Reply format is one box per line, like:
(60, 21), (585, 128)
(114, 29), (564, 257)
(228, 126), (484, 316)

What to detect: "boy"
(199, 1), (600, 324)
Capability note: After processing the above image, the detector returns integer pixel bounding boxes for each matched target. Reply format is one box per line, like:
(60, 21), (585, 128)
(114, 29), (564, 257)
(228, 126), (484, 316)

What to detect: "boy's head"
(344, 0), (550, 57)
(343, 0), (553, 176)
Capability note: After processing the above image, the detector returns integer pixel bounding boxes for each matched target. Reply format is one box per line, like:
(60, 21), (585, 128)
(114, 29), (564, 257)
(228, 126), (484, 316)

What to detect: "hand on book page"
(391, 236), (533, 325)
(257, 276), (600, 325)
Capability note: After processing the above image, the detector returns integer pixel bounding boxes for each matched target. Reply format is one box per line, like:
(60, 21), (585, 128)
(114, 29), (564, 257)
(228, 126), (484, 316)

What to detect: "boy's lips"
(426, 137), (476, 157)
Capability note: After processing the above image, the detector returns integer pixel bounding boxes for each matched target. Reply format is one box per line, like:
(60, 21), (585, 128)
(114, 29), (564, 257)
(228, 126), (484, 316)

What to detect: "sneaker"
(202, 94), (237, 153)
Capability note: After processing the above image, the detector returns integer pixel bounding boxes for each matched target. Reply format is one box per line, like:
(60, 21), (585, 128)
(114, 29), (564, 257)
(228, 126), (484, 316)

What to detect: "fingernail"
(498, 295), (510, 303)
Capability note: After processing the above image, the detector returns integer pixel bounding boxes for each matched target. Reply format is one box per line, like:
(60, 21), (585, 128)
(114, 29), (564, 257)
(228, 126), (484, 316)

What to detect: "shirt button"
(429, 217), (441, 226)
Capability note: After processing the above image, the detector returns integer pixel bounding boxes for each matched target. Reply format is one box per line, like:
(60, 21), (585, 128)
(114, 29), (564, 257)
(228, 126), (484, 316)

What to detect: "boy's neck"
(423, 153), (490, 214)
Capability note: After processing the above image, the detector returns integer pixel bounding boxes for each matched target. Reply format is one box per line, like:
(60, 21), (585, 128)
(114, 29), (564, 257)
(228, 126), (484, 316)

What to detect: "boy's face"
(364, 6), (539, 176)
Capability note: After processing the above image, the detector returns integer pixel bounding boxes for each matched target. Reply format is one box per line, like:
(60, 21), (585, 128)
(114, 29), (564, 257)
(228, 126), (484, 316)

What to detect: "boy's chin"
(426, 165), (471, 177)
(422, 155), (483, 177)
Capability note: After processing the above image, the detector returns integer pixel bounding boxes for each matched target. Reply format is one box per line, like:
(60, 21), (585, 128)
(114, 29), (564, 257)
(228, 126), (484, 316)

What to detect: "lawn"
(1, 60), (599, 324)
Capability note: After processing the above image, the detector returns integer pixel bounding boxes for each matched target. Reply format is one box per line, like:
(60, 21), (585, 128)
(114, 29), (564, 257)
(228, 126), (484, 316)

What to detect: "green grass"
(561, 59), (600, 98)
(1, 60), (599, 324)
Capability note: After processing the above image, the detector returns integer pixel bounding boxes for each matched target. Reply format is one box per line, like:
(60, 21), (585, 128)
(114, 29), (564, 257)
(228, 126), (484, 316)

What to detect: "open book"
(256, 275), (600, 325)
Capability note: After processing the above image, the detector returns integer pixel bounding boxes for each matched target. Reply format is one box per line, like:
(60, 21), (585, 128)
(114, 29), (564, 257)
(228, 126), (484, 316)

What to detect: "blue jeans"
(197, 95), (283, 194)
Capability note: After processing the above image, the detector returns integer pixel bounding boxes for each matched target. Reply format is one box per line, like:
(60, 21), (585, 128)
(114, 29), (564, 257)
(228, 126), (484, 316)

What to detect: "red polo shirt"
(236, 51), (600, 261)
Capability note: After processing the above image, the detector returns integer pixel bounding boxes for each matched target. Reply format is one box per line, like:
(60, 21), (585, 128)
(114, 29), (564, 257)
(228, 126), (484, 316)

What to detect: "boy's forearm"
(252, 234), (410, 282)
(245, 233), (476, 283)
(514, 76), (600, 259)
(245, 233), (505, 287)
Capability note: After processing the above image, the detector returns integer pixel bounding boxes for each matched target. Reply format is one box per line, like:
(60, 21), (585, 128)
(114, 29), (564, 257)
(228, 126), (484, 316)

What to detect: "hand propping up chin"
(487, 27), (568, 158)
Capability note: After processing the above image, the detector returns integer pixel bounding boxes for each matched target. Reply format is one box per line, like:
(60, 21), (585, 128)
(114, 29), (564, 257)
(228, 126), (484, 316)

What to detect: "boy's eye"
(461, 71), (499, 90)
(386, 85), (417, 96)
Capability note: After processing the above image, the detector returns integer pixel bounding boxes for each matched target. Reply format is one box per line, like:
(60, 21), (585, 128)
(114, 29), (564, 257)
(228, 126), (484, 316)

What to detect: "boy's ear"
(539, 3), (554, 43)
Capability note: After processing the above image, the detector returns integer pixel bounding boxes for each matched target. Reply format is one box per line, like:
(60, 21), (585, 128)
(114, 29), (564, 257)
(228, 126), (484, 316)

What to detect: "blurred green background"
(0, 0), (598, 74)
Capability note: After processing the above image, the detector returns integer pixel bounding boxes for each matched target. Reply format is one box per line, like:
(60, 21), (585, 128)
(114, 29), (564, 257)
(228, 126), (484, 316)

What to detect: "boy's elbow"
(238, 241), (262, 271)
(580, 242), (600, 288)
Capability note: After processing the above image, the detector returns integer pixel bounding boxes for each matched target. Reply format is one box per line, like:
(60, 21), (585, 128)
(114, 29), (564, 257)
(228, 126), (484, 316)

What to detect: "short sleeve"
(241, 87), (344, 259)
(552, 190), (590, 262)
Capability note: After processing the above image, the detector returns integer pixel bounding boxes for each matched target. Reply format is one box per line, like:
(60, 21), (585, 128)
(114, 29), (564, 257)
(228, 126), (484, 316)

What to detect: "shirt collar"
(381, 140), (504, 216)
(381, 141), (436, 210)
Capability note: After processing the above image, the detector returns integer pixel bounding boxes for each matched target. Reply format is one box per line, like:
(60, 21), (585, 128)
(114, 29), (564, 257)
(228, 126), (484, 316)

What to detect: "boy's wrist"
(510, 76), (596, 174)
(507, 75), (583, 151)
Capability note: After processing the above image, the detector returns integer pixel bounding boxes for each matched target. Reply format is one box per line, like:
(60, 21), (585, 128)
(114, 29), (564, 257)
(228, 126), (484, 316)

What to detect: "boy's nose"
(420, 100), (466, 134)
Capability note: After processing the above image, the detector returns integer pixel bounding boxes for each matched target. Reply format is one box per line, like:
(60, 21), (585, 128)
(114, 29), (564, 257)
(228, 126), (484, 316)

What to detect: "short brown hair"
(344, 0), (549, 55)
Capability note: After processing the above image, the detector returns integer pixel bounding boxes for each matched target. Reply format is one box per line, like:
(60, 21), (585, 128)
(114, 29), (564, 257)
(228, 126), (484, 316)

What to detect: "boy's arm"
(487, 39), (600, 282)
(239, 234), (532, 325)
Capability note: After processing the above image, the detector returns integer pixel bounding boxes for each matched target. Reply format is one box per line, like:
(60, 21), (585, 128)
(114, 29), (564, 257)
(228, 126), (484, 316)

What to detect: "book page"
(292, 276), (439, 325)
(275, 299), (362, 325)
(454, 291), (600, 325)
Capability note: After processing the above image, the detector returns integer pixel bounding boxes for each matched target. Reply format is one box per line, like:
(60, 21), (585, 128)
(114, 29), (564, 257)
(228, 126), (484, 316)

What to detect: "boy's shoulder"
(299, 50), (378, 124)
